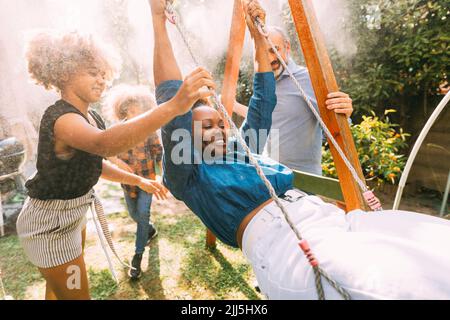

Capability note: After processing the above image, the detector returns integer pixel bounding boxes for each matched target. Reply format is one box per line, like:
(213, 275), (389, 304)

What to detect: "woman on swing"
(150, 0), (450, 299)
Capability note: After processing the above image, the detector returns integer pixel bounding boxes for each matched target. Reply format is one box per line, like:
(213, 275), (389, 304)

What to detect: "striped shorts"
(16, 190), (95, 269)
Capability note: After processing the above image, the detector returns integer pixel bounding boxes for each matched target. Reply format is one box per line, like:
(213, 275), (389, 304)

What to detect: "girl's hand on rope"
(149, 0), (171, 18)
(172, 67), (216, 116)
(243, 0), (266, 39)
(138, 178), (169, 200)
(326, 92), (354, 118)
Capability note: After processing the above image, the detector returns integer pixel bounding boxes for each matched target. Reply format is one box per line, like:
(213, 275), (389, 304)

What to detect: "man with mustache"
(234, 3), (353, 175)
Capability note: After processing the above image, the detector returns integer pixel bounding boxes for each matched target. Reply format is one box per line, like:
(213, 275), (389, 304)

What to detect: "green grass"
(0, 235), (43, 300)
(0, 193), (261, 300)
(89, 268), (119, 300)
(180, 242), (260, 300)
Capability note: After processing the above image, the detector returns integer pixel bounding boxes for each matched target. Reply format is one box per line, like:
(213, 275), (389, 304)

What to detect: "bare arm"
(101, 160), (168, 200)
(107, 157), (133, 173)
(234, 101), (249, 118)
(101, 160), (141, 185)
(244, 0), (272, 73)
(231, 36), (269, 117)
(151, 0), (182, 85)
(54, 103), (180, 158)
(150, 0), (216, 97)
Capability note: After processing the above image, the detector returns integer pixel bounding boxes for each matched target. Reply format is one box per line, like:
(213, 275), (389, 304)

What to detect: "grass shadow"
(156, 209), (203, 244)
(88, 268), (119, 300)
(156, 210), (260, 300)
(125, 238), (167, 300)
(156, 208), (260, 299)
(99, 209), (167, 300)
(208, 248), (260, 300)
(180, 238), (260, 300)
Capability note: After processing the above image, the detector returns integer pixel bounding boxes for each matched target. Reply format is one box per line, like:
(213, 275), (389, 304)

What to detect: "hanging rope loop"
(91, 194), (135, 271)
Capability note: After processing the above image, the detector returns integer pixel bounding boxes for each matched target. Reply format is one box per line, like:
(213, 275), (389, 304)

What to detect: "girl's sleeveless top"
(26, 100), (106, 200)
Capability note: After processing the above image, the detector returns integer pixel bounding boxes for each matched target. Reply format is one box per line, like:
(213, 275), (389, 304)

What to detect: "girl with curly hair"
(16, 30), (215, 300)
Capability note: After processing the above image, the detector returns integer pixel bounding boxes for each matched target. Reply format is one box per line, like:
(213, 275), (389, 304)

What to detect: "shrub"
(322, 110), (410, 188)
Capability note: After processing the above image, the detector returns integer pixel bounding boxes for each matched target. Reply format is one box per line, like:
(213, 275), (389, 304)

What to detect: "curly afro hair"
(103, 84), (157, 122)
(25, 30), (120, 91)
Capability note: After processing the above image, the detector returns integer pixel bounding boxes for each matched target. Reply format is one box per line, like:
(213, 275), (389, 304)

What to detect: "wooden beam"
(221, 0), (246, 116)
(288, 0), (368, 211)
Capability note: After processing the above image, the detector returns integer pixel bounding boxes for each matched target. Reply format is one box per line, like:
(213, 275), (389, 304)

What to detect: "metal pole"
(393, 91), (450, 210)
(440, 171), (450, 217)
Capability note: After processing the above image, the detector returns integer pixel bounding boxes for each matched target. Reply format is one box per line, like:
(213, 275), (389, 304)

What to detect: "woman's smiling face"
(65, 65), (107, 104)
(192, 105), (227, 159)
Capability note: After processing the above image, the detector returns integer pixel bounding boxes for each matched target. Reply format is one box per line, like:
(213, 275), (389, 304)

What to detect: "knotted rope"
(90, 193), (135, 284)
(164, 1), (352, 300)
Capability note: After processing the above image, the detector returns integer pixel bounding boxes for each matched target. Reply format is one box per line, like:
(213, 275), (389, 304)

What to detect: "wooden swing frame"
(206, 0), (367, 248)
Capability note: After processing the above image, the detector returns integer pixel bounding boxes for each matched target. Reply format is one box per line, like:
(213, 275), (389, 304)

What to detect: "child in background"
(105, 85), (163, 280)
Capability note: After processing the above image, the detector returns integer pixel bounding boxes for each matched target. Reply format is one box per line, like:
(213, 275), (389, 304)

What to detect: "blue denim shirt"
(157, 73), (293, 248)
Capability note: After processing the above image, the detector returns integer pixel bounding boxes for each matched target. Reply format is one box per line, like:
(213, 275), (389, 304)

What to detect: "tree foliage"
(335, 0), (449, 121)
(278, 0), (448, 186)
(102, 0), (147, 85)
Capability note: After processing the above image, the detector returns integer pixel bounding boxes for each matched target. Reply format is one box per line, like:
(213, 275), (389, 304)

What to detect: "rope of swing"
(164, 2), (352, 301)
(90, 194), (135, 284)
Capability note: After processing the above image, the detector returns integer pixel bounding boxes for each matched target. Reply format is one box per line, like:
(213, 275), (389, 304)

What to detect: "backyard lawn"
(0, 181), (262, 300)
(1, 180), (447, 300)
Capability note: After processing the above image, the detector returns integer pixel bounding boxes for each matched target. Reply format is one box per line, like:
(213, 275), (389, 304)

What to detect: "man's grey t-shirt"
(265, 60), (323, 175)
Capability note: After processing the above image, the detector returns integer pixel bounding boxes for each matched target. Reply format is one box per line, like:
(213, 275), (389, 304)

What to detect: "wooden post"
(206, 0), (246, 249)
(288, 0), (367, 211)
(221, 0), (246, 116)
(206, 230), (217, 249)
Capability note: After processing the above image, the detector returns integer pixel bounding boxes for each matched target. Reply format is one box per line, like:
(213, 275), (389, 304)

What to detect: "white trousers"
(242, 191), (450, 300)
